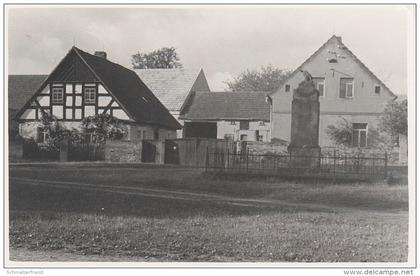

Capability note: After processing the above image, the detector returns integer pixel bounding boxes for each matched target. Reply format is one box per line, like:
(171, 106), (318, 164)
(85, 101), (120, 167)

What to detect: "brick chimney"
(94, 51), (107, 59)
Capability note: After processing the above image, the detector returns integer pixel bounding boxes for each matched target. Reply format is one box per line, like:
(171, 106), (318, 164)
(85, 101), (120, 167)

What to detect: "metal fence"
(205, 149), (388, 180)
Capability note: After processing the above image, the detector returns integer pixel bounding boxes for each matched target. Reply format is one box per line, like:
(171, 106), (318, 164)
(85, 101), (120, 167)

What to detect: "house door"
(141, 141), (156, 163)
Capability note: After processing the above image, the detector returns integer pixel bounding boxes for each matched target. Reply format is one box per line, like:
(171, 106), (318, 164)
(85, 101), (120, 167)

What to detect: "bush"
(326, 118), (353, 147)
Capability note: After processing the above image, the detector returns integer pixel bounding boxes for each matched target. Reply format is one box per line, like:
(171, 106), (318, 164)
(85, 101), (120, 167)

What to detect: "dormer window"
(285, 84), (291, 92)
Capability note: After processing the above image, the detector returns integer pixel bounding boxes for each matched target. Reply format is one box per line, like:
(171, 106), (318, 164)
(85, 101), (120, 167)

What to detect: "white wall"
(270, 36), (395, 145)
(216, 120), (270, 142)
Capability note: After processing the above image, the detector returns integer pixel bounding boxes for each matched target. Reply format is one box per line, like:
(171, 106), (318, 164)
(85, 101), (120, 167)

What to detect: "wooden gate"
(164, 138), (234, 167)
(164, 139), (180, 164)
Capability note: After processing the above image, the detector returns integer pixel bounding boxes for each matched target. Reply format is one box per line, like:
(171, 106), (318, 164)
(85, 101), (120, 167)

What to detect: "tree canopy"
(81, 113), (126, 144)
(224, 65), (292, 92)
(131, 47), (182, 69)
(379, 98), (408, 136)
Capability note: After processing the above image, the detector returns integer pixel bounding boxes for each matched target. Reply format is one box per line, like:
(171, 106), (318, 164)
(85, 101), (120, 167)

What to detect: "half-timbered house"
(15, 47), (181, 143)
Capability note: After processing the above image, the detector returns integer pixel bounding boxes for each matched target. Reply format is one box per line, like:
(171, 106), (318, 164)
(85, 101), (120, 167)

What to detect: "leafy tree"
(326, 118), (389, 149)
(325, 118), (353, 147)
(379, 99), (408, 136)
(131, 47), (182, 69)
(224, 65), (292, 92)
(81, 113), (126, 144)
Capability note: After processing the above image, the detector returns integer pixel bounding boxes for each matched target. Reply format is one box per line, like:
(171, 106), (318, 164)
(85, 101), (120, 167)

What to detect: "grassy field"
(9, 163), (408, 262)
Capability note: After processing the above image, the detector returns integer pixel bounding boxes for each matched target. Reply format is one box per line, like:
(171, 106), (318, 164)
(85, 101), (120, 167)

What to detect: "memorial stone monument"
(287, 71), (321, 168)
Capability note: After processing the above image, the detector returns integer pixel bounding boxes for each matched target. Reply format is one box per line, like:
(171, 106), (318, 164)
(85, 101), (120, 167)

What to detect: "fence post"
(289, 151), (292, 168)
(227, 148), (230, 169)
(333, 149), (336, 182)
(221, 151), (224, 172)
(205, 146), (209, 172)
(246, 149), (249, 174)
(384, 152), (388, 178)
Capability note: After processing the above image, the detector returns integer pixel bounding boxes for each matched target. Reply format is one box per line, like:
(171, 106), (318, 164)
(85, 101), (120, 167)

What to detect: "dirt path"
(10, 177), (405, 216)
(8, 248), (152, 262)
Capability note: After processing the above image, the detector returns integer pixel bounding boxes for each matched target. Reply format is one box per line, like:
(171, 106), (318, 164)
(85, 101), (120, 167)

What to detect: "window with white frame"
(84, 86), (96, 104)
(352, 123), (368, 148)
(339, 78), (354, 98)
(37, 127), (49, 143)
(313, 78), (325, 97)
(51, 87), (64, 104)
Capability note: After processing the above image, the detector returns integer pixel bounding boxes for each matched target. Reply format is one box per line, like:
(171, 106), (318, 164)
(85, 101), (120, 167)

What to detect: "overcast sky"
(7, 5), (413, 93)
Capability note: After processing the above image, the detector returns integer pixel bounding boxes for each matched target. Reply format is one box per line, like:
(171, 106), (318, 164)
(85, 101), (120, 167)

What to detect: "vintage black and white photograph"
(4, 3), (415, 269)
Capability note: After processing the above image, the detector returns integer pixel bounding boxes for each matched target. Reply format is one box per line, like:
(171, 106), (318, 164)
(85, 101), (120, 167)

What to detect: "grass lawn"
(9, 164), (408, 262)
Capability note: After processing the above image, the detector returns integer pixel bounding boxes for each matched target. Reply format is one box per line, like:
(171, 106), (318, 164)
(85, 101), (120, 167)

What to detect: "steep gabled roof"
(74, 48), (181, 129)
(16, 47), (181, 130)
(8, 74), (48, 112)
(269, 35), (396, 97)
(180, 91), (270, 121)
(135, 68), (208, 111)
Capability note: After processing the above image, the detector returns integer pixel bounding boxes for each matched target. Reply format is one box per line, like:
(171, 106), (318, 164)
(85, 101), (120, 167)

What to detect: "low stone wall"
(105, 141), (142, 163)
(104, 140), (165, 164)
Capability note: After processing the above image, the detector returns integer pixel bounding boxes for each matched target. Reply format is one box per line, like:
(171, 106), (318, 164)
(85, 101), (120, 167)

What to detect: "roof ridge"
(73, 47), (136, 75)
(337, 39), (396, 97)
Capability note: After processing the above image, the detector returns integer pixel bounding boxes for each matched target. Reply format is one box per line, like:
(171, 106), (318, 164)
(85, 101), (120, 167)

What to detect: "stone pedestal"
(288, 146), (321, 168)
(287, 73), (321, 168)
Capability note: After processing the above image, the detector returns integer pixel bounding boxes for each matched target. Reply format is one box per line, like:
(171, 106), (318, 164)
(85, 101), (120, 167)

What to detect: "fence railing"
(205, 149), (388, 180)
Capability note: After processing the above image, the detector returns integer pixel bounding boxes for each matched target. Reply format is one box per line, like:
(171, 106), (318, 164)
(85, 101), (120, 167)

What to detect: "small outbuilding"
(179, 91), (271, 142)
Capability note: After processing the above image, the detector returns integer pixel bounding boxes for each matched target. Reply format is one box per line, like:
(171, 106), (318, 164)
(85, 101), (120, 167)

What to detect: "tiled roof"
(180, 91), (270, 121)
(135, 68), (203, 111)
(15, 47), (181, 130)
(8, 74), (47, 112)
(74, 48), (181, 129)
